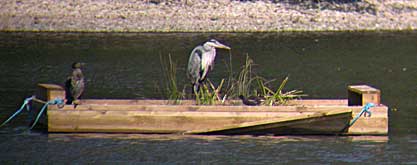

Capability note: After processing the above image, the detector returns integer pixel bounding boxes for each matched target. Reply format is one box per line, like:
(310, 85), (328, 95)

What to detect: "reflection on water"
(0, 32), (416, 163)
(1, 132), (415, 164)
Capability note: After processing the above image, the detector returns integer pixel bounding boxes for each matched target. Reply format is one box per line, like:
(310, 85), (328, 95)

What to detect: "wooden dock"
(36, 84), (388, 135)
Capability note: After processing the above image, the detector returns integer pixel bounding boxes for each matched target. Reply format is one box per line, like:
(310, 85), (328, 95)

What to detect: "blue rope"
(0, 96), (65, 129)
(29, 98), (65, 129)
(0, 96), (35, 128)
(349, 103), (375, 126)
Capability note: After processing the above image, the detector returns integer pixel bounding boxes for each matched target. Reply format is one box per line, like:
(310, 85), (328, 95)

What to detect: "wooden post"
(36, 84), (65, 101)
(348, 85), (380, 106)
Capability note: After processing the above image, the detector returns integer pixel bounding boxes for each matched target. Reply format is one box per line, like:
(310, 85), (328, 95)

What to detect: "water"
(0, 32), (416, 164)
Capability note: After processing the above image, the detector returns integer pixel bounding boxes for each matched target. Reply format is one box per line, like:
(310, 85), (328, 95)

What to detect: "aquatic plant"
(235, 55), (256, 97)
(159, 54), (185, 104)
(195, 79), (226, 105)
(225, 54), (306, 105)
(257, 76), (307, 106)
(183, 51), (305, 105)
(224, 54), (258, 99)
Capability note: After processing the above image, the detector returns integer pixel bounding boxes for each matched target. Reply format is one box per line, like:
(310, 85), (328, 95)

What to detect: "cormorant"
(65, 62), (85, 107)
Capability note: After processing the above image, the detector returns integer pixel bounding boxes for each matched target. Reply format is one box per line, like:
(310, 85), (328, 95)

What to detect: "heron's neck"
(201, 47), (216, 71)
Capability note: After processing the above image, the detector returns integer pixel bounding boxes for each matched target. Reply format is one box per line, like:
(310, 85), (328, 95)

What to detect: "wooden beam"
(186, 109), (353, 135)
(79, 99), (348, 106)
(52, 102), (354, 112)
(348, 85), (381, 106)
(40, 83), (388, 135)
(346, 106), (388, 135)
(36, 83), (65, 101)
(47, 104), (388, 135)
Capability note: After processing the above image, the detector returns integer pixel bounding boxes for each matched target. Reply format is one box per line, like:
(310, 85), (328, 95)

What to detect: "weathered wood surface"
(36, 83), (65, 101)
(39, 83), (388, 135)
(348, 85), (381, 106)
(186, 109), (353, 135)
(47, 101), (388, 135)
(78, 99), (348, 106)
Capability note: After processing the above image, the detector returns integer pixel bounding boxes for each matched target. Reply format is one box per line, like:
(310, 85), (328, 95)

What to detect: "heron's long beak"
(215, 43), (231, 50)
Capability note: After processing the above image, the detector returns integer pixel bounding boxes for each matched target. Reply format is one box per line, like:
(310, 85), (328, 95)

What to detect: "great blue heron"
(65, 62), (85, 107)
(187, 39), (231, 93)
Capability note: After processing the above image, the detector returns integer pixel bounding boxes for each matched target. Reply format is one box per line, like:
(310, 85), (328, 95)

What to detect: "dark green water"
(0, 32), (416, 164)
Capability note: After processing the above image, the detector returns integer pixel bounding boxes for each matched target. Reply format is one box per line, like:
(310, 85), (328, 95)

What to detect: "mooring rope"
(349, 103), (375, 127)
(29, 98), (65, 129)
(0, 96), (65, 129)
(0, 96), (35, 128)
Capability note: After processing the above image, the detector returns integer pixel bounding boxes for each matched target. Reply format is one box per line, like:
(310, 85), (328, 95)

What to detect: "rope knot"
(49, 97), (65, 109)
(349, 103), (375, 127)
(0, 96), (66, 129)
(362, 103), (374, 117)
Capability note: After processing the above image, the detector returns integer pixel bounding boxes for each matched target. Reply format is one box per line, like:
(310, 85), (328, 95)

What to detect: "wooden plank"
(52, 104), (357, 112)
(36, 83), (65, 101)
(313, 105), (388, 135)
(48, 110), (289, 133)
(287, 99), (347, 106)
(47, 101), (388, 135)
(348, 85), (381, 106)
(48, 109), (354, 134)
(186, 109), (352, 135)
(38, 83), (64, 90)
(346, 106), (388, 135)
(348, 85), (381, 94)
(36, 82), (388, 135)
(79, 99), (348, 106)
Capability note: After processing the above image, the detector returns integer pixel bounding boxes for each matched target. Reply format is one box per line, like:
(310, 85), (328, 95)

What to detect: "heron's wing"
(187, 47), (203, 83)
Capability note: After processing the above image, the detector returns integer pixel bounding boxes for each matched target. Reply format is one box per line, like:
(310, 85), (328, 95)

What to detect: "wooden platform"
(37, 84), (389, 135)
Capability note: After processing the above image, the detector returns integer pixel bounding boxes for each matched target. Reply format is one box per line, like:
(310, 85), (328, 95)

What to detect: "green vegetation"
(256, 77), (306, 106)
(234, 55), (255, 98)
(159, 53), (305, 105)
(229, 55), (306, 106)
(222, 54), (256, 100)
(195, 79), (225, 105)
(159, 54), (185, 104)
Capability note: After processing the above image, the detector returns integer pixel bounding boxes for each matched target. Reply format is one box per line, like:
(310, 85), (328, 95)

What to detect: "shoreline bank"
(1, 0), (416, 32)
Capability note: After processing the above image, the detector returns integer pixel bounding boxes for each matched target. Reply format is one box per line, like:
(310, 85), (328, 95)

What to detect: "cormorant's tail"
(64, 79), (74, 104)
(66, 98), (73, 104)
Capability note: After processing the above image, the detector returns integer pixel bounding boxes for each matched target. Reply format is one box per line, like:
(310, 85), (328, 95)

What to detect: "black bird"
(65, 62), (85, 107)
(187, 39), (231, 93)
(239, 95), (264, 106)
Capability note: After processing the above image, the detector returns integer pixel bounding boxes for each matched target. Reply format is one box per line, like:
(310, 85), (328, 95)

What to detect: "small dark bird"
(239, 95), (264, 106)
(187, 39), (231, 93)
(65, 62), (85, 107)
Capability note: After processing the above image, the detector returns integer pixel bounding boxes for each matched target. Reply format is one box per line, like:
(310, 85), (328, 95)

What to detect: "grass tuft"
(257, 76), (307, 106)
(195, 79), (226, 105)
(159, 54), (185, 104)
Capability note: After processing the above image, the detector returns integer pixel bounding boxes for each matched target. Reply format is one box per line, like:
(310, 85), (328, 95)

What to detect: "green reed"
(224, 54), (259, 99)
(159, 54), (185, 104)
(257, 76), (307, 105)
(195, 79), (225, 105)
(225, 54), (306, 105)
